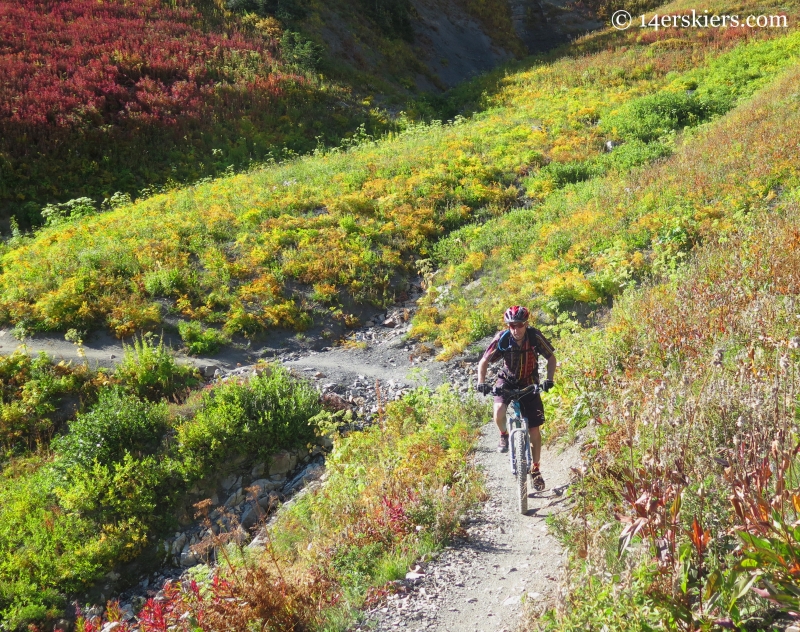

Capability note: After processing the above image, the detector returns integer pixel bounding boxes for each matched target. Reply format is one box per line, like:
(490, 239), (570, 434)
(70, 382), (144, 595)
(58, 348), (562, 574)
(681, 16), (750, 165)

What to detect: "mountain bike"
(492, 383), (543, 514)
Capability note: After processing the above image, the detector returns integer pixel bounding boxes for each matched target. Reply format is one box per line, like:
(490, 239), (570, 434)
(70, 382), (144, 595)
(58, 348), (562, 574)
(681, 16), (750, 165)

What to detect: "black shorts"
(493, 379), (545, 428)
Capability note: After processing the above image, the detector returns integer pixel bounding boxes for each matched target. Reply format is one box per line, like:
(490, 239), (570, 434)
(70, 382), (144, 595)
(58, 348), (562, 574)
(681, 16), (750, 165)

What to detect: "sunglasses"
(508, 322), (526, 329)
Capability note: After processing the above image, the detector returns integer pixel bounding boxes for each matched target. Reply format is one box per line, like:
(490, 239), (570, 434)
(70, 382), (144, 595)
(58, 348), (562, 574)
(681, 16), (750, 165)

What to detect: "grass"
(536, 185), (800, 631)
(0, 2), (794, 341)
(413, 29), (800, 357)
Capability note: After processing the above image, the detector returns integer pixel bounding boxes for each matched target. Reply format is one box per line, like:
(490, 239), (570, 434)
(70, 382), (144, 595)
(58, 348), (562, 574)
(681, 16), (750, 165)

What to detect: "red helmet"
(503, 306), (529, 323)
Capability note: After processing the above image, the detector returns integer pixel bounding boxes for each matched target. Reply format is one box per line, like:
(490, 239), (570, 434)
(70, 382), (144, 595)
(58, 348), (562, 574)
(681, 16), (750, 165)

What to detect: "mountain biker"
(475, 306), (556, 491)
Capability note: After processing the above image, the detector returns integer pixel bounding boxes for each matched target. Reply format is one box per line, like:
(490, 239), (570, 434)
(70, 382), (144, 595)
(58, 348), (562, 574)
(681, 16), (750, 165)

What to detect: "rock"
(283, 463), (324, 494)
(257, 492), (280, 511)
(251, 462), (266, 477)
(120, 604), (134, 621)
(241, 502), (266, 530)
(248, 478), (279, 495)
(53, 619), (72, 632)
(269, 450), (292, 476)
(224, 488), (244, 507)
(314, 371), (325, 378)
(171, 533), (187, 556)
(100, 623), (121, 632)
(502, 594), (521, 606)
(199, 365), (219, 378)
(322, 391), (350, 412)
(179, 548), (199, 567)
(221, 473), (238, 491)
(406, 565), (425, 582)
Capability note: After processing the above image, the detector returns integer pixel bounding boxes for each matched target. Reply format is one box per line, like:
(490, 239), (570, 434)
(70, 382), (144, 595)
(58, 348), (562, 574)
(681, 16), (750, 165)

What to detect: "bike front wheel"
(513, 430), (528, 514)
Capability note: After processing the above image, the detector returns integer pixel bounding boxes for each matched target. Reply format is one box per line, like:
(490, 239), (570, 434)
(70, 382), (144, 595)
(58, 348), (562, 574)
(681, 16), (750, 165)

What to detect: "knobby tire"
(514, 431), (528, 514)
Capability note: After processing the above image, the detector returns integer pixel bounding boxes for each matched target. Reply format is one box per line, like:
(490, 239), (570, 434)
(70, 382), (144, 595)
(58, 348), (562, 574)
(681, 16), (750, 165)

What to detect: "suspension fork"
(508, 401), (531, 475)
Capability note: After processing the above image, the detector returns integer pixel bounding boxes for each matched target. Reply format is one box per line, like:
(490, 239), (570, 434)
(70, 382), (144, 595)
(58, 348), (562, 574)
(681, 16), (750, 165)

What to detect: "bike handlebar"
(491, 383), (543, 399)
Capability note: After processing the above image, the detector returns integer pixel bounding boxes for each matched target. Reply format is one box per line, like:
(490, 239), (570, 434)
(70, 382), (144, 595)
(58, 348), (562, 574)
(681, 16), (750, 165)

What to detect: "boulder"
(241, 502), (266, 530)
(257, 492), (280, 511)
(198, 365), (220, 378)
(269, 450), (292, 476)
(224, 488), (244, 507)
(220, 473), (238, 491)
(171, 533), (187, 556)
(179, 548), (199, 567)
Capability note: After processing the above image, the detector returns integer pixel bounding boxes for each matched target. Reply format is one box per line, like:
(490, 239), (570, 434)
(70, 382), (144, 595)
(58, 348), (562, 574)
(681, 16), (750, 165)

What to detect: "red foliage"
(75, 568), (335, 631)
(0, 0), (289, 136)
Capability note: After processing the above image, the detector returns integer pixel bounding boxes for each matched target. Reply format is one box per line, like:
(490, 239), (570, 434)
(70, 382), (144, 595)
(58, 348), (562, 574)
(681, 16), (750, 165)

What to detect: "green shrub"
(542, 160), (606, 187)
(602, 91), (726, 143)
(115, 335), (198, 401)
(176, 365), (321, 476)
(281, 31), (323, 72)
(51, 389), (169, 469)
(143, 268), (188, 297)
(40, 197), (98, 227)
(0, 351), (89, 455)
(178, 321), (228, 356)
(55, 453), (173, 526)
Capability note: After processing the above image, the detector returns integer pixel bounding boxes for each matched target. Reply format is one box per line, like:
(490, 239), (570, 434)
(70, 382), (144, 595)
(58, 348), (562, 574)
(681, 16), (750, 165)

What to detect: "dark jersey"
(482, 326), (554, 386)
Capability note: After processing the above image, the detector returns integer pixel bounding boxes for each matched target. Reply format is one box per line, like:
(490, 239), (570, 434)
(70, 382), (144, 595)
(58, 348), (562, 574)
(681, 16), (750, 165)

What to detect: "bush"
(178, 321), (228, 356)
(602, 91), (726, 143)
(115, 336), (198, 401)
(280, 31), (323, 72)
(52, 389), (169, 469)
(0, 351), (90, 455)
(40, 197), (98, 227)
(176, 365), (321, 476)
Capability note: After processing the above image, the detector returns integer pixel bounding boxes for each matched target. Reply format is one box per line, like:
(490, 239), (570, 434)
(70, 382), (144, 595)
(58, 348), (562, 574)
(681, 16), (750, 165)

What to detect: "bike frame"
(494, 384), (541, 477)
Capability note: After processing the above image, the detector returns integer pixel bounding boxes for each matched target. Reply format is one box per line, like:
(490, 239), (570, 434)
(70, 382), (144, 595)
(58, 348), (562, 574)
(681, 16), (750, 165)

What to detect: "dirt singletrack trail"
(365, 424), (579, 632)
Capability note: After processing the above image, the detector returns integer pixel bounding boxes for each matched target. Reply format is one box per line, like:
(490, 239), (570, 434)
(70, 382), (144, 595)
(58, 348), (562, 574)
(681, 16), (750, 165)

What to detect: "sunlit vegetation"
(0, 338), (320, 629)
(415, 29), (800, 357)
(1, 8), (794, 341)
(0, 0), (385, 218)
(540, 165), (800, 631)
(71, 387), (487, 632)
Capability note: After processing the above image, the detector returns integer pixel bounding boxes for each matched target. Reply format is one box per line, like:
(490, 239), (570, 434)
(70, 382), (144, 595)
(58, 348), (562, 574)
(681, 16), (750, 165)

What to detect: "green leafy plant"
(51, 389), (169, 469)
(176, 365), (320, 477)
(177, 321), (228, 355)
(40, 197), (97, 227)
(115, 335), (198, 401)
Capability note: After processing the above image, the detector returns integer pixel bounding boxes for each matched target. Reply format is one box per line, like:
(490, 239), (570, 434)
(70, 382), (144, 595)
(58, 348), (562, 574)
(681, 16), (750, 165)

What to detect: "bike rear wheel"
(514, 431), (528, 514)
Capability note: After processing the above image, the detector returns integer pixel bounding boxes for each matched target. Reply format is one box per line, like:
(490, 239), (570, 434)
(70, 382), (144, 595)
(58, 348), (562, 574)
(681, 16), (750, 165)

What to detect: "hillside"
(1, 0), (800, 629)
(0, 3), (794, 349)
(0, 0), (596, 225)
(538, 64), (800, 630)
